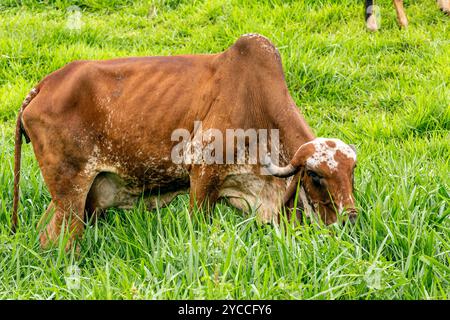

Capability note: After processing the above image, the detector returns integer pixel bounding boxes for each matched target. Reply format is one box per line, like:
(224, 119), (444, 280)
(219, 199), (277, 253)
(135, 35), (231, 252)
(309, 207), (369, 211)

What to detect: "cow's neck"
(266, 98), (315, 161)
(281, 103), (314, 158)
(242, 63), (315, 160)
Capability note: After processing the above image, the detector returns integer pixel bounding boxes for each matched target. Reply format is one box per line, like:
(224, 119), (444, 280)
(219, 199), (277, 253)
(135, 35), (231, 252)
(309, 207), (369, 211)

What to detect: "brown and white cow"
(366, 0), (449, 31)
(12, 34), (358, 249)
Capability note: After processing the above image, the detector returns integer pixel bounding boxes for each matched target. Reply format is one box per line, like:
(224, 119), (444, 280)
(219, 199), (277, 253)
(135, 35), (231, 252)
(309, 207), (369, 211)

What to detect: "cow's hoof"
(39, 237), (54, 250)
(398, 17), (408, 28)
(437, 0), (450, 15)
(39, 231), (56, 250)
(366, 15), (379, 32)
(39, 230), (79, 252)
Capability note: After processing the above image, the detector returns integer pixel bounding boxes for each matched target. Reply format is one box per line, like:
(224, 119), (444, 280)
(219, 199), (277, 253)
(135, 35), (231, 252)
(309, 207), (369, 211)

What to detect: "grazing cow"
(12, 34), (358, 249)
(366, 0), (450, 31)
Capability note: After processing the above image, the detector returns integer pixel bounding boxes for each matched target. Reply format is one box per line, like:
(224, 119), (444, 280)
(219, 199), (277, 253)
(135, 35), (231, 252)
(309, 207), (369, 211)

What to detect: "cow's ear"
(349, 144), (356, 154)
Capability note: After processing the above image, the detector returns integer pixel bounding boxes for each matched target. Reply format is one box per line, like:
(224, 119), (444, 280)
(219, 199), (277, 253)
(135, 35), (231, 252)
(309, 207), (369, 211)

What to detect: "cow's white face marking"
(305, 138), (356, 172)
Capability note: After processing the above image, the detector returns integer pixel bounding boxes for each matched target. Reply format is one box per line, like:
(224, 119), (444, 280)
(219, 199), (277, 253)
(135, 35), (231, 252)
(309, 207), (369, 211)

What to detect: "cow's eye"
(307, 170), (322, 187)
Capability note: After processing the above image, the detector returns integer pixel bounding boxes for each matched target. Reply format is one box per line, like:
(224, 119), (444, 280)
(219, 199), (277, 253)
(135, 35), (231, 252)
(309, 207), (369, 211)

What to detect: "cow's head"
(264, 138), (357, 225)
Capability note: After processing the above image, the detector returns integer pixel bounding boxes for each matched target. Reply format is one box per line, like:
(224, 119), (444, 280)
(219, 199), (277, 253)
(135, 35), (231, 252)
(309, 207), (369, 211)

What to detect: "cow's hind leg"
(38, 164), (95, 250)
(37, 200), (55, 233)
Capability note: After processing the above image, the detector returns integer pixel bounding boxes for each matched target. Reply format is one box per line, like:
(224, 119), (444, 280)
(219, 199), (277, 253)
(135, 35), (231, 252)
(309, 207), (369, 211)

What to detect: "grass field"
(0, 0), (449, 299)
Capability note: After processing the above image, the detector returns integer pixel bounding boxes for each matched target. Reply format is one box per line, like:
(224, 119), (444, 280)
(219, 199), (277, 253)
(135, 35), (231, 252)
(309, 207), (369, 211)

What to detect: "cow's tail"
(12, 88), (37, 233)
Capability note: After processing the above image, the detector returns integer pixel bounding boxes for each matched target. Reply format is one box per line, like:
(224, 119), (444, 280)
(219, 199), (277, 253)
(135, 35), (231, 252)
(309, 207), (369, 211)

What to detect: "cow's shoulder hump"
(231, 33), (281, 62)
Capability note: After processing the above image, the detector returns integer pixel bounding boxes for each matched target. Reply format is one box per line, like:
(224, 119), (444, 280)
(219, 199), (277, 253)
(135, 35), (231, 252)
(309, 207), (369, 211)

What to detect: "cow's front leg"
(189, 166), (221, 216)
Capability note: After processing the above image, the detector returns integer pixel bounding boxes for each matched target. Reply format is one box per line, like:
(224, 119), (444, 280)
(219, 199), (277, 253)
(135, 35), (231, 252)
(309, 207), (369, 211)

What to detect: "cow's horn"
(263, 144), (312, 178)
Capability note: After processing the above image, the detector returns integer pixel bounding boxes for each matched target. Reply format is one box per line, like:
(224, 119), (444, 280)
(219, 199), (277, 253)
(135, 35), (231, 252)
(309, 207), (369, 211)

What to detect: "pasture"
(0, 0), (449, 299)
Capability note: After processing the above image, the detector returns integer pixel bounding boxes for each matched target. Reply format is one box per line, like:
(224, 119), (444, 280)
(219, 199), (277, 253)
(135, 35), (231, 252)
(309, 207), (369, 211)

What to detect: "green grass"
(0, 0), (449, 299)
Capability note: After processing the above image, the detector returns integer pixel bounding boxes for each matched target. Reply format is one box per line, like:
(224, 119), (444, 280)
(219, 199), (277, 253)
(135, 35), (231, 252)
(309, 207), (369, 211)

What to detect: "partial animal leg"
(393, 0), (408, 28)
(38, 164), (95, 250)
(437, 0), (450, 15)
(365, 0), (380, 31)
